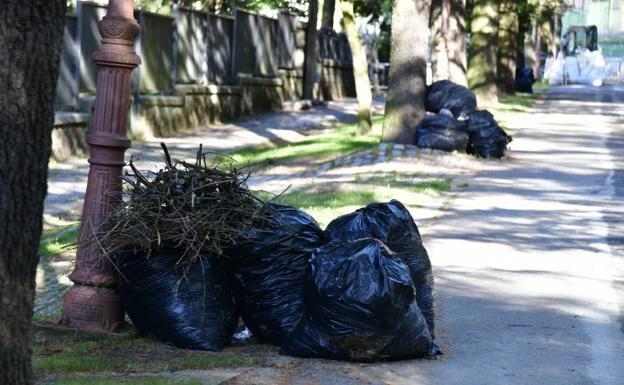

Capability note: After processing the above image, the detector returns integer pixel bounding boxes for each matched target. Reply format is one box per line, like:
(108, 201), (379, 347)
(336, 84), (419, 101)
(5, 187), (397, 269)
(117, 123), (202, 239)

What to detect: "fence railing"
(55, 1), (354, 110)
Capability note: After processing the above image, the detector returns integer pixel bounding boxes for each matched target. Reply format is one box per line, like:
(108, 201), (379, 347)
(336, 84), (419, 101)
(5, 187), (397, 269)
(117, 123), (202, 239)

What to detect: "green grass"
(275, 174), (452, 227)
(46, 376), (204, 385)
(34, 325), (259, 377)
(225, 116), (383, 167)
(38, 223), (79, 256)
(493, 82), (550, 115)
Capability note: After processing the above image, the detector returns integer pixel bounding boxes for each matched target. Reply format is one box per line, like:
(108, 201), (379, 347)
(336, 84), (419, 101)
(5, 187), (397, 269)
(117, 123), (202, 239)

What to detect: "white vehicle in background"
(545, 25), (607, 87)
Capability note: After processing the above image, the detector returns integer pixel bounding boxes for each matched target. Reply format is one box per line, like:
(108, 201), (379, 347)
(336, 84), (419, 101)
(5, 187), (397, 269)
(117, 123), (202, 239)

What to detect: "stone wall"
(134, 84), (242, 138)
(279, 69), (303, 101)
(52, 113), (90, 161)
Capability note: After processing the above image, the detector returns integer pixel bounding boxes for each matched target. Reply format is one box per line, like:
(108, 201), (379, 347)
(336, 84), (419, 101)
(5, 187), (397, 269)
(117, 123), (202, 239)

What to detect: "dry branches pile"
(97, 143), (269, 265)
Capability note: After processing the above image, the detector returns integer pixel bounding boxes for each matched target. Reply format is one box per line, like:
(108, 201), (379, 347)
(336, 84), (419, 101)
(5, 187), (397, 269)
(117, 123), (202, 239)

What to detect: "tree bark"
(430, 0), (467, 86)
(303, 0), (319, 99)
(497, 0), (518, 95)
(447, 0), (467, 86)
(533, 22), (542, 80)
(541, 18), (554, 58)
(554, 12), (561, 57)
(430, 0), (451, 81)
(467, 0), (500, 105)
(321, 0), (336, 30)
(0, 1), (66, 384)
(382, 0), (431, 144)
(339, 0), (372, 134)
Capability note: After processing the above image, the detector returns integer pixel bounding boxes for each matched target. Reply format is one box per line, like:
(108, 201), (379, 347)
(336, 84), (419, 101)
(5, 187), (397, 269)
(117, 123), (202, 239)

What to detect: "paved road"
(206, 85), (624, 385)
(416, 84), (624, 384)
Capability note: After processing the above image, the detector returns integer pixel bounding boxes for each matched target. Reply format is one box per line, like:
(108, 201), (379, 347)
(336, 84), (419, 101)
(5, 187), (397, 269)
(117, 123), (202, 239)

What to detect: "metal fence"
(54, 2), (331, 109)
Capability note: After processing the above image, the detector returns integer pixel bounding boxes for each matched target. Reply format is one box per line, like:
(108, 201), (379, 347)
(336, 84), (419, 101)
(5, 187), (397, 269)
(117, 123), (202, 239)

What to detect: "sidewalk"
(45, 97), (385, 219)
(137, 86), (624, 385)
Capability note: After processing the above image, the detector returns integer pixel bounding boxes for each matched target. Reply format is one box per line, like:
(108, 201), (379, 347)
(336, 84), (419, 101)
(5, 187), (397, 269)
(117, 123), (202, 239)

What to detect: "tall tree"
(430, 0), (451, 81)
(430, 0), (467, 85)
(340, 0), (373, 134)
(467, 0), (500, 105)
(0, 1), (66, 384)
(302, 0), (319, 99)
(321, 0), (336, 29)
(497, 0), (519, 94)
(516, 0), (537, 71)
(382, 0), (431, 144)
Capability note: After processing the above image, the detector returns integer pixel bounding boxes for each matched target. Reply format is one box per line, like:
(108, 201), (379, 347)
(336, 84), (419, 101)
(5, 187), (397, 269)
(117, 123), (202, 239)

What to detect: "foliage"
(38, 223), (79, 256)
(353, 0), (393, 61)
(132, 0), (308, 15)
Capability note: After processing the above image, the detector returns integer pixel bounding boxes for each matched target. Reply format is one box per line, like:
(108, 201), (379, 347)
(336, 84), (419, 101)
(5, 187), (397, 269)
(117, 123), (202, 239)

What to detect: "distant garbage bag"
(415, 114), (470, 152)
(225, 203), (326, 346)
(425, 80), (477, 120)
(281, 239), (434, 362)
(545, 50), (606, 87)
(465, 110), (512, 159)
(115, 251), (238, 351)
(577, 50), (607, 87)
(324, 200), (436, 340)
(514, 68), (535, 93)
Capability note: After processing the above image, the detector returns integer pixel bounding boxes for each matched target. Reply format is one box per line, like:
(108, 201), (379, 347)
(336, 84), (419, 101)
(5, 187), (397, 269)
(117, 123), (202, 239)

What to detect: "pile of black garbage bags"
(418, 80), (513, 158)
(114, 200), (439, 362)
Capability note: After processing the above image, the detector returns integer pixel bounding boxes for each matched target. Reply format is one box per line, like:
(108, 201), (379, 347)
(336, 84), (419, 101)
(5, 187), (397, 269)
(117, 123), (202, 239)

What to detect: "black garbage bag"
(514, 67), (535, 93)
(323, 200), (436, 340)
(280, 239), (434, 362)
(465, 110), (513, 159)
(115, 251), (238, 351)
(225, 203), (325, 346)
(415, 114), (470, 152)
(425, 80), (477, 119)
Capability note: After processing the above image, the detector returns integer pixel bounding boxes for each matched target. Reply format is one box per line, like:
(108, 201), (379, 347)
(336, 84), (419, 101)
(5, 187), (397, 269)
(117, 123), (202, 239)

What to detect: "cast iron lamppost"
(61, 0), (140, 331)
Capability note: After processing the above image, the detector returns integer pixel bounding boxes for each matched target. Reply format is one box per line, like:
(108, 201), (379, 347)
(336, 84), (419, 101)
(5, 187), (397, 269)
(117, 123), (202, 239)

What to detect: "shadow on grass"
(274, 174), (452, 227)
(34, 323), (263, 380)
(226, 116), (384, 167)
(43, 376), (203, 385)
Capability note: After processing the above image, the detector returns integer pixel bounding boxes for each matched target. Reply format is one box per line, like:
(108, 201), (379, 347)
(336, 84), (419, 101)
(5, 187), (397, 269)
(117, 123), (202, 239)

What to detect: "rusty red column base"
(61, 286), (124, 331)
(61, 1), (141, 332)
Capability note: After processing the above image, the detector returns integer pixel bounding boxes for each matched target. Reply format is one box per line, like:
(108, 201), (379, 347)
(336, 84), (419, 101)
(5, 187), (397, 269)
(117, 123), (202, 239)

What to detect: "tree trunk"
(340, 0), (372, 134)
(321, 0), (336, 30)
(382, 0), (431, 144)
(0, 1), (66, 384)
(554, 12), (561, 57)
(523, 23), (537, 71)
(533, 22), (542, 80)
(467, 0), (500, 105)
(430, 0), (450, 81)
(541, 18), (554, 58)
(497, 0), (518, 95)
(303, 0), (319, 100)
(448, 0), (468, 86)
(431, 0), (467, 86)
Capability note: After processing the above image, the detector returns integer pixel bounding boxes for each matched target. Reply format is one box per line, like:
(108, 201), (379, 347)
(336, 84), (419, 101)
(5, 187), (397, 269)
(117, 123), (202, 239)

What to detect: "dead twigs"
(96, 143), (270, 265)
